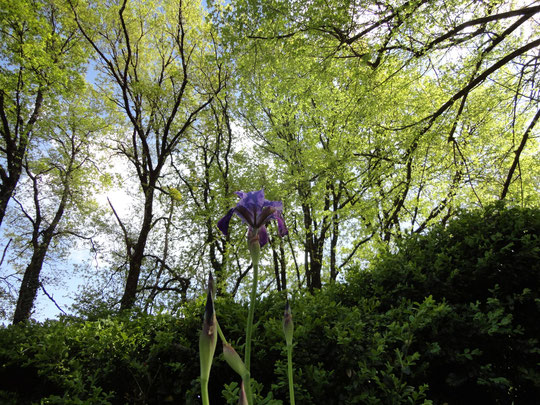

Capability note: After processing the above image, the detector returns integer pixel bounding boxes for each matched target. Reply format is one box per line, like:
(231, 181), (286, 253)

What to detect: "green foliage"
(0, 204), (538, 403)
(346, 202), (540, 403)
(0, 310), (202, 404)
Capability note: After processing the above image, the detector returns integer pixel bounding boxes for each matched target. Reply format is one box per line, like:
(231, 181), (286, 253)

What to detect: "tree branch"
(40, 281), (67, 316)
(500, 107), (540, 200)
(107, 197), (132, 255)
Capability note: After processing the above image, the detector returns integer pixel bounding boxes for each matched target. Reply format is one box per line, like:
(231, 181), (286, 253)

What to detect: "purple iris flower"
(218, 190), (288, 247)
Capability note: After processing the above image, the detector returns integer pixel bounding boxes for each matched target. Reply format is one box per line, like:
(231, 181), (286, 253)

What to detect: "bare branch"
(39, 281), (67, 316)
(500, 107), (540, 200)
(107, 197), (132, 255)
(0, 238), (12, 267)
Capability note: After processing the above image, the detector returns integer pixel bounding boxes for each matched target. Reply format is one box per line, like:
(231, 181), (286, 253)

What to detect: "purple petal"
(263, 199), (283, 223)
(237, 190), (265, 212)
(235, 205), (254, 227)
(256, 206), (278, 227)
(276, 214), (288, 237)
(258, 226), (269, 247)
(219, 190), (287, 245)
(217, 208), (235, 236)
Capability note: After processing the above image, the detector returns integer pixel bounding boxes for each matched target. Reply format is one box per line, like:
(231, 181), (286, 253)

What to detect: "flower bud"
(208, 271), (216, 299)
(199, 274), (217, 384)
(283, 300), (294, 347)
(238, 380), (248, 405)
(223, 342), (249, 378)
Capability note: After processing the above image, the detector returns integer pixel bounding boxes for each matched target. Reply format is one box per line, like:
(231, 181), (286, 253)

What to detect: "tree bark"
(13, 160), (69, 323)
(279, 237), (287, 291)
(272, 242), (282, 292)
(120, 183), (155, 311)
(0, 175), (19, 228)
(12, 246), (48, 324)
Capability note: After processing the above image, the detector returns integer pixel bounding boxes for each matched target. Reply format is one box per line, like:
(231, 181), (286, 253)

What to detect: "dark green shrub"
(0, 203), (537, 404)
(0, 310), (204, 404)
(346, 202), (540, 403)
(0, 290), (443, 404)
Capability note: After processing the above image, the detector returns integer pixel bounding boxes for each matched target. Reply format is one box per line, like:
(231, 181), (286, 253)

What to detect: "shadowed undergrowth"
(1, 203), (538, 404)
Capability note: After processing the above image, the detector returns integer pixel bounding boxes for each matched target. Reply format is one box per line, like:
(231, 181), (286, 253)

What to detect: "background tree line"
(0, 0), (539, 323)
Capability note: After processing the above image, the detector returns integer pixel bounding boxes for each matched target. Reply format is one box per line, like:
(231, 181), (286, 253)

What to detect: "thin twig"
(40, 282), (67, 316)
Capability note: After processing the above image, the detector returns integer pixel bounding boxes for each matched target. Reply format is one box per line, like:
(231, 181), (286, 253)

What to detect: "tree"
(171, 94), (234, 295)
(8, 88), (106, 323)
(212, 0), (540, 289)
(0, 0), (86, 228)
(68, 0), (224, 310)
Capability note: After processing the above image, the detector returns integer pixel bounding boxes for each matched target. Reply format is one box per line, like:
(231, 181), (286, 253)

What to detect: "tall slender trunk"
(12, 245), (48, 324)
(330, 195), (339, 281)
(272, 241), (282, 291)
(13, 163), (69, 324)
(279, 237), (287, 290)
(207, 219), (225, 296)
(120, 184), (155, 311)
(302, 203), (314, 291)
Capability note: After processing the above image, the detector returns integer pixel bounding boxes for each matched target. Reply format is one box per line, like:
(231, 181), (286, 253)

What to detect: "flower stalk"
(283, 301), (295, 405)
(214, 190), (288, 405)
(245, 230), (261, 369)
(243, 231), (260, 404)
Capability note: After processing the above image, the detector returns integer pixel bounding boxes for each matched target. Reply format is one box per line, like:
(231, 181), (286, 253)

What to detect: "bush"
(0, 310), (203, 404)
(346, 202), (540, 403)
(0, 203), (538, 404)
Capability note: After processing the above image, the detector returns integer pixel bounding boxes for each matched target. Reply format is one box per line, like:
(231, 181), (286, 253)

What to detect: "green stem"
(287, 344), (295, 405)
(244, 259), (258, 404)
(242, 373), (253, 405)
(201, 377), (210, 405)
(217, 322), (227, 344)
(245, 260), (258, 369)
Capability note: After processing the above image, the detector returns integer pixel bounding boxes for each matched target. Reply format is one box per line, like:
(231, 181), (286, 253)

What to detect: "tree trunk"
(120, 185), (155, 311)
(0, 175), (19, 228)
(330, 212), (339, 281)
(279, 237), (287, 291)
(272, 241), (282, 291)
(12, 156), (69, 323)
(310, 250), (322, 290)
(0, 89), (43, 228)
(12, 246), (48, 323)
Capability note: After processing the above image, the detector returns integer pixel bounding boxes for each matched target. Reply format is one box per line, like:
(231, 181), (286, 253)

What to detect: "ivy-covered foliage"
(0, 204), (538, 404)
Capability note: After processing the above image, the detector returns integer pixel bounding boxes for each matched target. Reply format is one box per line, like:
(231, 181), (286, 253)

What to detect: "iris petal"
(258, 225), (269, 247)
(276, 215), (288, 237)
(218, 190), (287, 247)
(263, 199), (283, 210)
(217, 208), (235, 236)
(257, 206), (277, 227)
(237, 190), (265, 212)
(235, 205), (255, 226)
